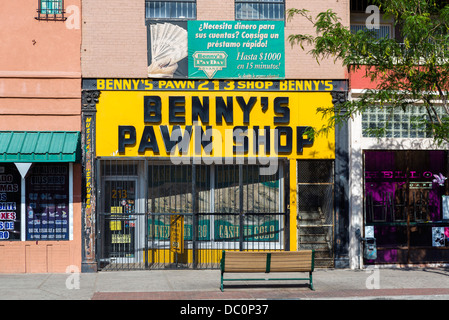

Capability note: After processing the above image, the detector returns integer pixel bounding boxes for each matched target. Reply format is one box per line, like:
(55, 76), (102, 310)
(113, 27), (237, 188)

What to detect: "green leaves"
(288, 0), (449, 143)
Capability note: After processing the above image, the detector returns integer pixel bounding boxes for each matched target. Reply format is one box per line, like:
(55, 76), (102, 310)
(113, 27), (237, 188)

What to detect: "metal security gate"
(97, 159), (288, 270)
(97, 160), (147, 270)
(297, 160), (335, 267)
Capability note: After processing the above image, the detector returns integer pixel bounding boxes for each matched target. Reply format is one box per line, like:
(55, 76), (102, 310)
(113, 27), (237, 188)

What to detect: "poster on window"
(26, 164), (69, 240)
(432, 227), (448, 247)
(0, 164), (21, 240)
(146, 20), (285, 80)
(146, 20), (189, 79)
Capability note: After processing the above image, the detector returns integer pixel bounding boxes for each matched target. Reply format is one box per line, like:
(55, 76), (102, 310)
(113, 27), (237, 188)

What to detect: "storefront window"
(147, 163), (281, 244)
(26, 164), (70, 241)
(213, 165), (281, 243)
(0, 164), (21, 241)
(235, 0), (284, 20)
(98, 160), (285, 268)
(364, 150), (449, 264)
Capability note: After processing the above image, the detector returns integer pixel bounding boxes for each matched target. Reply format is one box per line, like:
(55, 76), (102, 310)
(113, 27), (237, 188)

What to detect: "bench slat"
(223, 252), (267, 272)
(220, 250), (315, 291)
(270, 251), (313, 272)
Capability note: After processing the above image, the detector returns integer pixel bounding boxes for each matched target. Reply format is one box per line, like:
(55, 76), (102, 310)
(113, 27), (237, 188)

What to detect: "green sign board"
(214, 219), (279, 242)
(148, 217), (279, 242)
(148, 217), (211, 241)
(188, 21), (285, 79)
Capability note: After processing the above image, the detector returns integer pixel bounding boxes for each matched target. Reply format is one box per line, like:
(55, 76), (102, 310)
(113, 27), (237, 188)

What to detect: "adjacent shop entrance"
(97, 159), (288, 270)
(364, 150), (449, 265)
(297, 160), (335, 267)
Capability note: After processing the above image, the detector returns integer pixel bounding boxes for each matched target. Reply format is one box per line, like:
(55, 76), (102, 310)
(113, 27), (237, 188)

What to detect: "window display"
(364, 150), (449, 264)
(0, 164), (21, 240)
(26, 164), (69, 240)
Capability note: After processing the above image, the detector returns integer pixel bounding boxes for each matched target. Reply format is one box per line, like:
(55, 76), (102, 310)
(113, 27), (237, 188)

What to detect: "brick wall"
(285, 0), (349, 79)
(197, 0), (234, 20)
(81, 0), (148, 78)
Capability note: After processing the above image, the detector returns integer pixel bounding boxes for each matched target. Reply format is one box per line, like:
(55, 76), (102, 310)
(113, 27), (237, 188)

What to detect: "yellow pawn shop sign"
(94, 79), (339, 161)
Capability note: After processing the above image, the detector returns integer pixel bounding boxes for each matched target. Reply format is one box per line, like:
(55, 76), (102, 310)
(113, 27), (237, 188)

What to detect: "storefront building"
(349, 67), (449, 268)
(81, 0), (350, 271)
(0, 1), (82, 272)
(348, 3), (449, 268)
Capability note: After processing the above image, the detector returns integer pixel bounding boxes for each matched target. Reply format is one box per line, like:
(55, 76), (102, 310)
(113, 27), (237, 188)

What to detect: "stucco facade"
(0, 0), (82, 273)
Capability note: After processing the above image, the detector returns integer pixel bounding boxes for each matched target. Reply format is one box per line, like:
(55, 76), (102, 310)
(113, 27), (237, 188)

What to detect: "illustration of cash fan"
(148, 23), (188, 78)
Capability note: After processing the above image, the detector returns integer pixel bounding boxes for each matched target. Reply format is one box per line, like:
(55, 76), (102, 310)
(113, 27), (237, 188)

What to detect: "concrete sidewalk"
(0, 267), (448, 300)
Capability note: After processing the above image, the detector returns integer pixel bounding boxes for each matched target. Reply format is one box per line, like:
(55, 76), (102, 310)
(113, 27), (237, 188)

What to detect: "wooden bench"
(220, 250), (315, 291)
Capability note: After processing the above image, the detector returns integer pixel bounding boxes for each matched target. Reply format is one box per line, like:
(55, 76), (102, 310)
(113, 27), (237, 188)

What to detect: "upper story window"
(35, 0), (66, 21)
(350, 24), (392, 39)
(145, 0), (197, 20)
(350, 3), (395, 41)
(235, 0), (285, 20)
(361, 105), (445, 138)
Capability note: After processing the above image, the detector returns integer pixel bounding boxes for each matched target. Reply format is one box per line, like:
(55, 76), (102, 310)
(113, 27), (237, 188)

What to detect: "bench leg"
(220, 273), (224, 292)
(309, 272), (314, 291)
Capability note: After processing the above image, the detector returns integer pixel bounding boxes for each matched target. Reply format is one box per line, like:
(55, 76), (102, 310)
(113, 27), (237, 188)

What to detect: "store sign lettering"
(188, 21), (285, 79)
(95, 87), (336, 160)
(93, 79), (339, 92)
(0, 184), (19, 192)
(365, 170), (434, 179)
(147, 218), (277, 242)
(0, 212), (16, 220)
(0, 202), (16, 210)
(214, 220), (279, 241)
(148, 218), (210, 241)
(117, 95), (313, 156)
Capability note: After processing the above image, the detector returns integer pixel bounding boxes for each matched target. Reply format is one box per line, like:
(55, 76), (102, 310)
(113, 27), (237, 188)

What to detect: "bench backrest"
(221, 250), (314, 273)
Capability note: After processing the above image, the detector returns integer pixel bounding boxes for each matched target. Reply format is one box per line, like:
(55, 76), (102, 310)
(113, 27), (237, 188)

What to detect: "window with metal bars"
(350, 24), (392, 39)
(235, 0), (285, 20)
(36, 0), (66, 21)
(145, 0), (197, 20)
(350, 0), (374, 12)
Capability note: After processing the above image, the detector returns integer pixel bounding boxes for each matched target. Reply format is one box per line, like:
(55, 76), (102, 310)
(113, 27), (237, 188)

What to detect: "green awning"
(0, 131), (81, 162)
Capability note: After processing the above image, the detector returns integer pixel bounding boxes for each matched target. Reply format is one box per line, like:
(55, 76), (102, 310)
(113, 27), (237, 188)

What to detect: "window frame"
(35, 0), (66, 21)
(235, 0), (285, 21)
(350, 23), (392, 40)
(145, 0), (197, 20)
